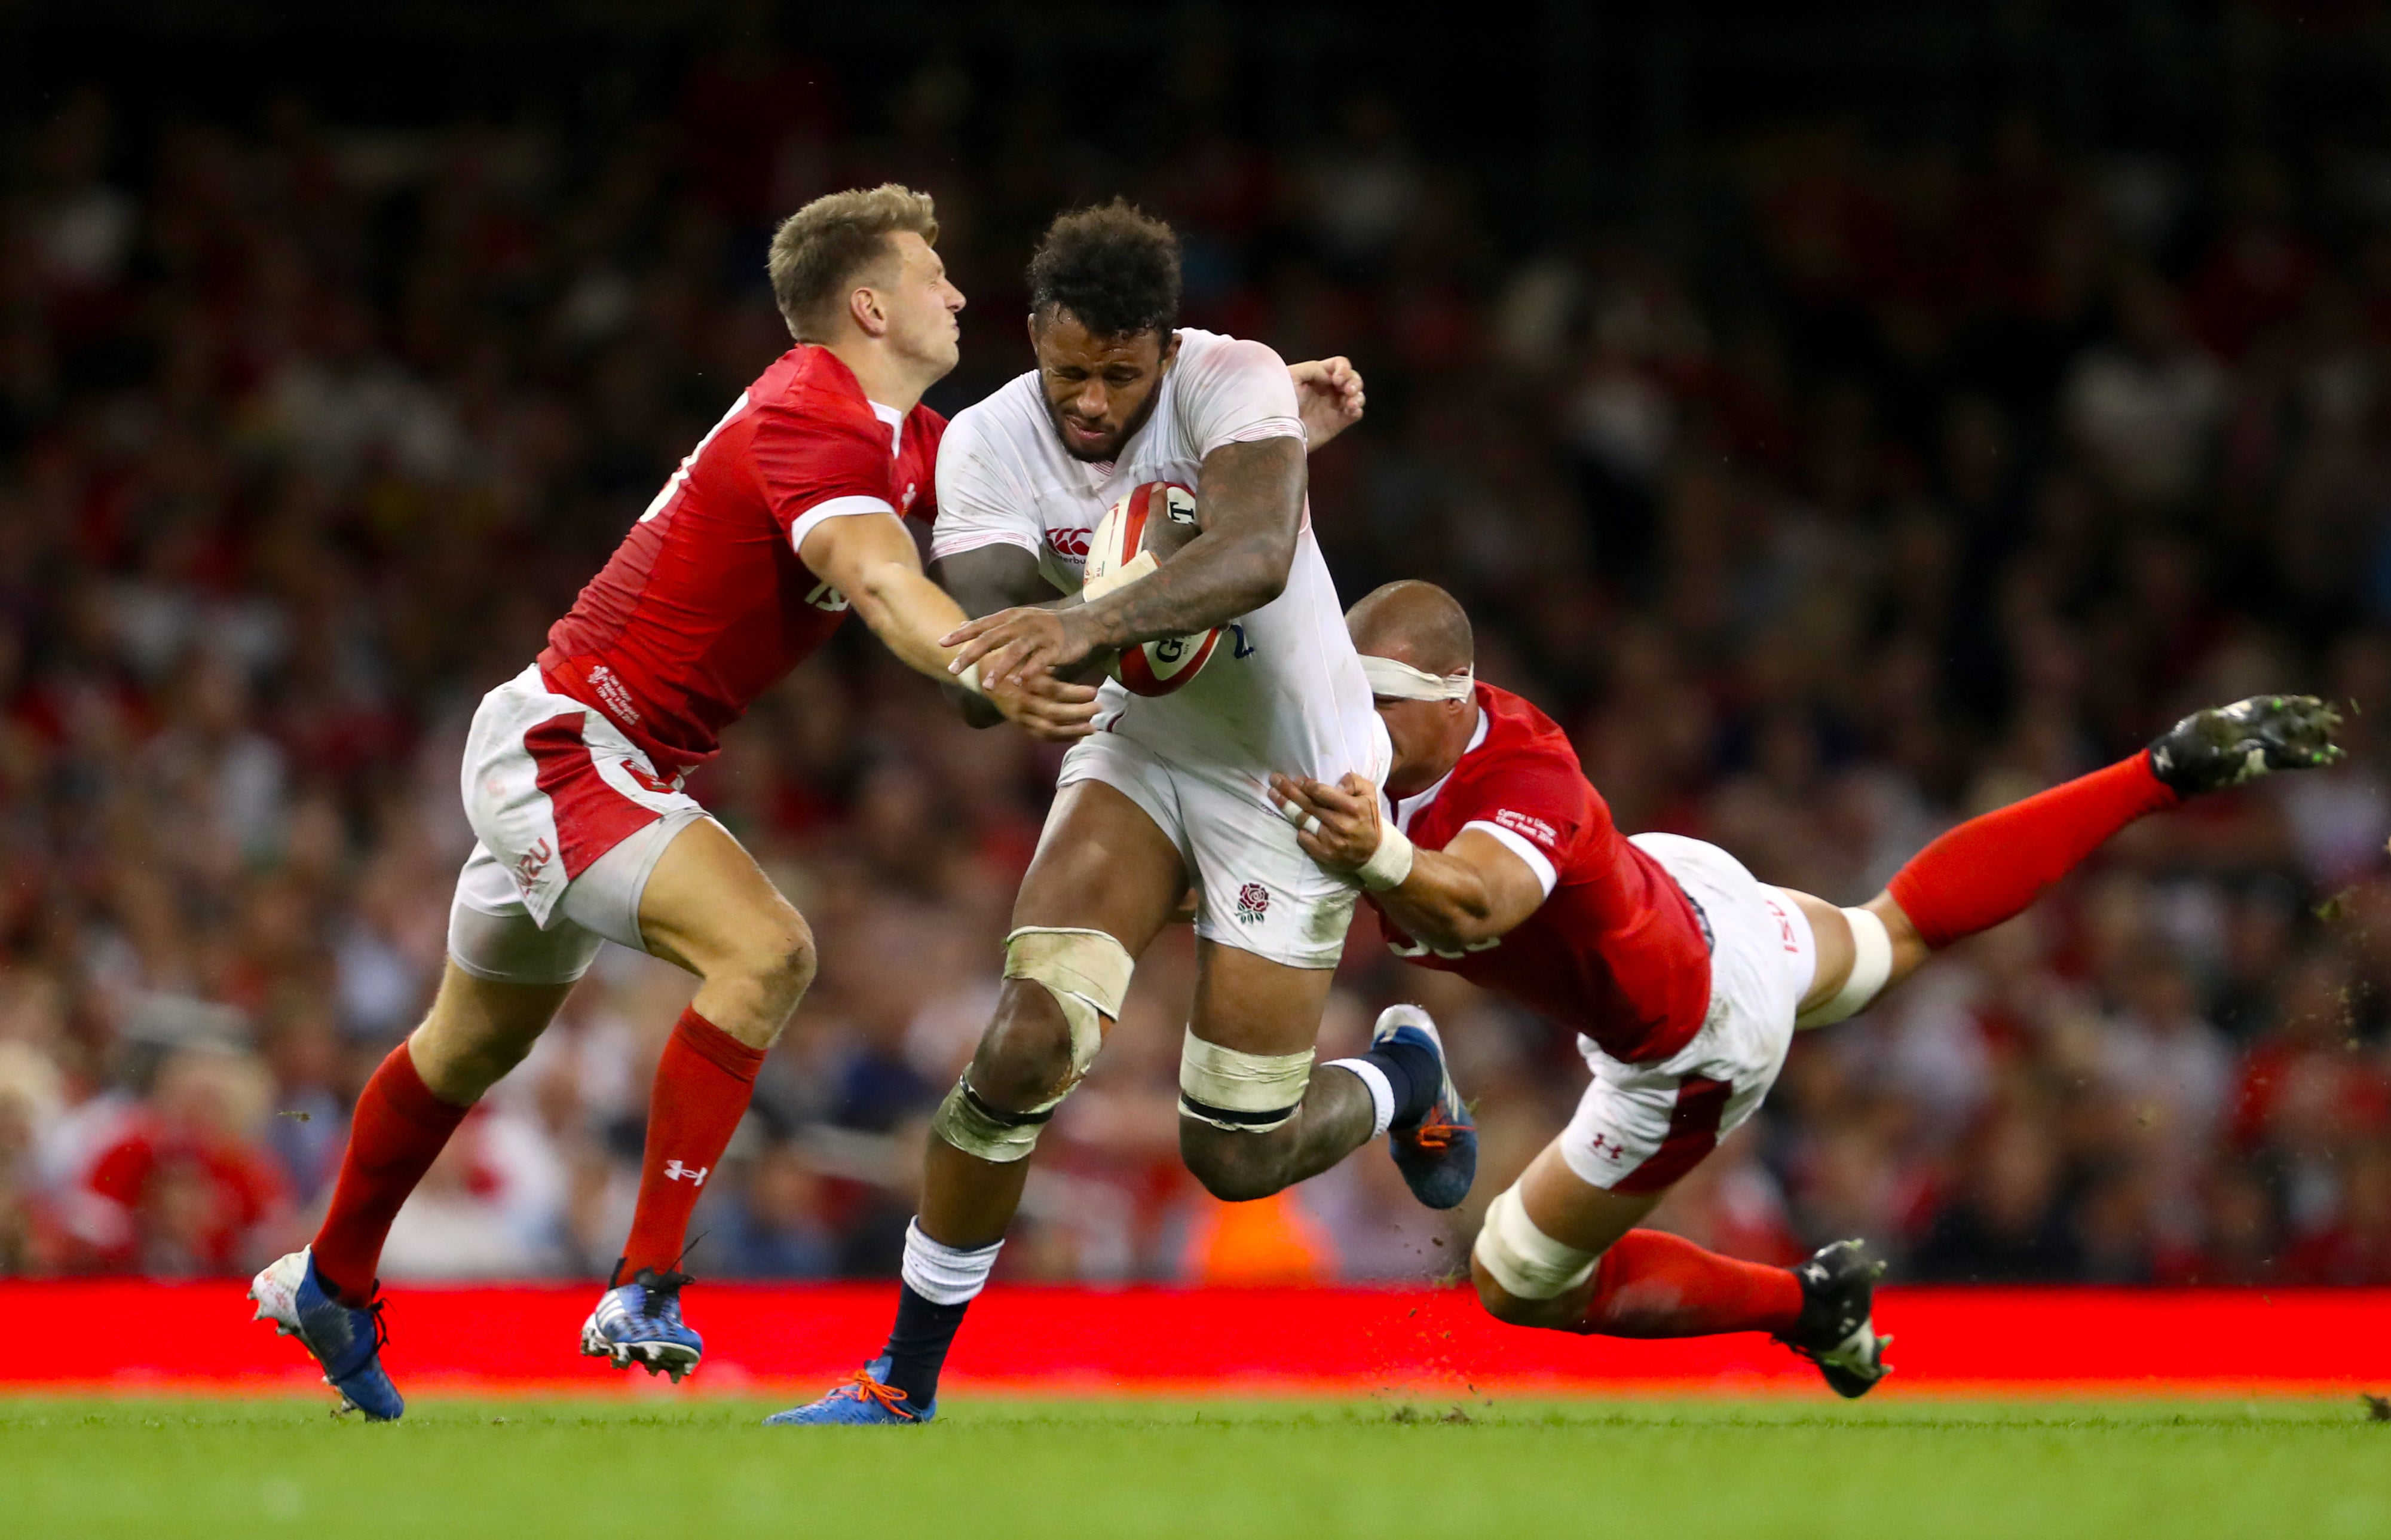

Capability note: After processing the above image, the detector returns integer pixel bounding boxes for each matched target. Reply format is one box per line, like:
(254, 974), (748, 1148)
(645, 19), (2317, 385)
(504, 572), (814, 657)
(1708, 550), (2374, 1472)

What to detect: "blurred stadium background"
(5, 0), (2391, 1312)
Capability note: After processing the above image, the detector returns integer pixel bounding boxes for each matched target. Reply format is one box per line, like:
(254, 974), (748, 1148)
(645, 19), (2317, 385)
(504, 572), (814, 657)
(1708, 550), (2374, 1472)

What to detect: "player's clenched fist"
(944, 605), (1094, 689)
(980, 667), (1100, 741)
(1268, 771), (1385, 873)
(1290, 356), (1366, 449)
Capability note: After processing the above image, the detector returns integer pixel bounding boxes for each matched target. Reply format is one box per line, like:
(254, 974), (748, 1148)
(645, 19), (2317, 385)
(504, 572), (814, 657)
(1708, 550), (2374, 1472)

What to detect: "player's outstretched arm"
(1290, 357), (1366, 449)
(944, 434), (1306, 687)
(927, 544), (1112, 728)
(1269, 771), (1545, 951)
(800, 513), (1098, 741)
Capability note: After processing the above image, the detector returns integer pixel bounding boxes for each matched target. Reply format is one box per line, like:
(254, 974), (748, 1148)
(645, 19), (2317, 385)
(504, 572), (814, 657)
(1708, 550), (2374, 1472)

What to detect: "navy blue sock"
(880, 1282), (968, 1407)
(1361, 1037), (1441, 1129)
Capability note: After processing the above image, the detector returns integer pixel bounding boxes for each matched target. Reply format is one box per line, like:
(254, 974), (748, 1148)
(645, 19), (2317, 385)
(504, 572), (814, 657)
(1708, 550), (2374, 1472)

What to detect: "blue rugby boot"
(764, 1357), (935, 1425)
(249, 1248), (403, 1421)
(580, 1266), (703, 1382)
(1374, 1005), (1477, 1211)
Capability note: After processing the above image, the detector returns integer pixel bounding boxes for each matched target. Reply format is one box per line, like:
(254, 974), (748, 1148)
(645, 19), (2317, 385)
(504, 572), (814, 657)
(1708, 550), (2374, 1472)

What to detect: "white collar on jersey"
(867, 399), (904, 458)
(1391, 706), (1491, 834)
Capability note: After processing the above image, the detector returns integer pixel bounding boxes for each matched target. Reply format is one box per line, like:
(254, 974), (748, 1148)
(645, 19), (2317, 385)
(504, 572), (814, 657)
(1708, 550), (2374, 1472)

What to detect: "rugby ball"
(1080, 481), (1221, 697)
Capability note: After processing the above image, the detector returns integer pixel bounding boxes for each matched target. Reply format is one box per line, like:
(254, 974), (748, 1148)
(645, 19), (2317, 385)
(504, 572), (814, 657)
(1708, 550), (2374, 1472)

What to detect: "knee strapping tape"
(1795, 907), (1894, 1028)
(1471, 1183), (1600, 1300)
(1003, 926), (1134, 1082)
(1177, 1031), (1315, 1134)
(933, 926), (1137, 1164)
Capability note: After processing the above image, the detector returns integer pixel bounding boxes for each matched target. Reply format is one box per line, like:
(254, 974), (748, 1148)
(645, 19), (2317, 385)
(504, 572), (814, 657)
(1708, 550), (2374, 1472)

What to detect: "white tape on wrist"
(1358, 822), (1415, 890)
(955, 662), (985, 697)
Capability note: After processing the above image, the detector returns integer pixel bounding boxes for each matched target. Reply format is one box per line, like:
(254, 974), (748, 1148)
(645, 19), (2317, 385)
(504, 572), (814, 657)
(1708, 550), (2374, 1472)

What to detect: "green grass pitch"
(7, 1394), (2389, 1539)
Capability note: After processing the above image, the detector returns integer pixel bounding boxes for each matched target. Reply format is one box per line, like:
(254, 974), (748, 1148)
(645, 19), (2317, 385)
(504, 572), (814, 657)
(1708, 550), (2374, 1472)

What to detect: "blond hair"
(768, 184), (940, 342)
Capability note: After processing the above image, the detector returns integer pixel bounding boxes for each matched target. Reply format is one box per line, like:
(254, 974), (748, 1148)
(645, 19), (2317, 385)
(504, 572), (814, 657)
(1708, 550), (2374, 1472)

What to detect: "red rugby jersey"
(1367, 683), (1713, 1063)
(540, 345), (942, 774)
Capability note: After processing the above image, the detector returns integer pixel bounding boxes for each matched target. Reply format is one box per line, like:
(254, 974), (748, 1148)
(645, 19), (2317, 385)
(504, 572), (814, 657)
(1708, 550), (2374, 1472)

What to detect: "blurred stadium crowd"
(5, 44), (2391, 1292)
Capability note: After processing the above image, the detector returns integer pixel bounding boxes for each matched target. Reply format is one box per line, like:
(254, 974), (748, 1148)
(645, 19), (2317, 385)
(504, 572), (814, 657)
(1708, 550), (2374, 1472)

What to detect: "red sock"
(1576, 1230), (1804, 1339)
(311, 1042), (471, 1304)
(620, 1006), (767, 1278)
(1886, 750), (2181, 950)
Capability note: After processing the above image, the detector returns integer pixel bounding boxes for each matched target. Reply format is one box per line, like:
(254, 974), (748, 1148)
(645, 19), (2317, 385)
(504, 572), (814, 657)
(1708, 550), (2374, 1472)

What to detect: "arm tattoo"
(1075, 436), (1305, 650)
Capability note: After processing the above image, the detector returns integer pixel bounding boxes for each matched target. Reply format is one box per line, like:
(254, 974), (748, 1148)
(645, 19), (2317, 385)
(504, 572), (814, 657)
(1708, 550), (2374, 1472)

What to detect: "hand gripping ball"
(1079, 482), (1222, 697)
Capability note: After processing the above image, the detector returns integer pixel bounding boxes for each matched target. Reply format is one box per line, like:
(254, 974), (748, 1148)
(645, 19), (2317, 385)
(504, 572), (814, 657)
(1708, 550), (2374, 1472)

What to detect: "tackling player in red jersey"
(244, 185), (1106, 1419)
(1273, 580), (2343, 1394)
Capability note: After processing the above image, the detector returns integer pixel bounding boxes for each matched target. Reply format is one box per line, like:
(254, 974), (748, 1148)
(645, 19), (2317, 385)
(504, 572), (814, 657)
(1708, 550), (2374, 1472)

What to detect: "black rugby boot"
(1774, 1238), (1891, 1399)
(2147, 695), (2343, 797)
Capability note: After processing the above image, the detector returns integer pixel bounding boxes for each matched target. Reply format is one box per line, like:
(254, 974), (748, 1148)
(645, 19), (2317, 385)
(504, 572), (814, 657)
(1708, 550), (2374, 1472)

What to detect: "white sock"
(899, 1218), (1003, 1306)
(1326, 1058), (1395, 1138)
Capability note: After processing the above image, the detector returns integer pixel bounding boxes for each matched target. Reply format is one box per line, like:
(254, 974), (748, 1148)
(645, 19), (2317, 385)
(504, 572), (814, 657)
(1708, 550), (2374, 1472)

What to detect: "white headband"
(1361, 655), (1474, 702)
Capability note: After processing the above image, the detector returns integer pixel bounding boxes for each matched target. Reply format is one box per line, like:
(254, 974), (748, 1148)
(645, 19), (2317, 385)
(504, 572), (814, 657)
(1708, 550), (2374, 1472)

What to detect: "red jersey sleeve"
(1441, 751), (1601, 897)
(748, 401), (902, 553)
(904, 406), (945, 525)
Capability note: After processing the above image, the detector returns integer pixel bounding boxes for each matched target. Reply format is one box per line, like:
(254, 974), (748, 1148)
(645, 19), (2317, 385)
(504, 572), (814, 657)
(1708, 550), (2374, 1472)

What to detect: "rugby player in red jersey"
(241, 185), (1110, 1419)
(1272, 580), (2341, 1394)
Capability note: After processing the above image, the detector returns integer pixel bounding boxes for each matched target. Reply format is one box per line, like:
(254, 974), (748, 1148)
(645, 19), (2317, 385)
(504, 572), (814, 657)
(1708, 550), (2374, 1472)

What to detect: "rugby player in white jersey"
(770, 202), (1475, 1424)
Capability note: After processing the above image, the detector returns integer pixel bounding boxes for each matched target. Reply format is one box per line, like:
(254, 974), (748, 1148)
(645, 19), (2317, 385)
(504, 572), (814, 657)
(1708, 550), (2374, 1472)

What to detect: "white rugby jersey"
(932, 329), (1380, 786)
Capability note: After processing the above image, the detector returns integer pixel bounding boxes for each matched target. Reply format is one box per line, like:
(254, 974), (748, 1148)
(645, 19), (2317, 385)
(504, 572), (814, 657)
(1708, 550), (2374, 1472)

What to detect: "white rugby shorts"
(1560, 833), (1817, 1195)
(1054, 723), (1389, 971)
(446, 663), (708, 985)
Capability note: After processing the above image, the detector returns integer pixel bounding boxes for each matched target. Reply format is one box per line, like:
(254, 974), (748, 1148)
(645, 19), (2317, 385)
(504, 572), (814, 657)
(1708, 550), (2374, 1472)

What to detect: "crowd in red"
(3, 45), (2390, 1290)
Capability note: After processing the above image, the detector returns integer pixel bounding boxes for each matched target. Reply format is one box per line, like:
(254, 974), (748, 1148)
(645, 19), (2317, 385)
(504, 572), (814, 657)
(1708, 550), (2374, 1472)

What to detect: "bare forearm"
(1374, 850), (1506, 951)
(933, 545), (1059, 724)
(1076, 436), (1303, 648)
(1075, 532), (1285, 648)
(851, 563), (972, 682)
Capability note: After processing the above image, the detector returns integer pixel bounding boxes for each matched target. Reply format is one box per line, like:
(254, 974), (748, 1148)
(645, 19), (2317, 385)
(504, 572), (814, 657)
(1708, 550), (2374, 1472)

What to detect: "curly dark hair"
(1026, 200), (1181, 339)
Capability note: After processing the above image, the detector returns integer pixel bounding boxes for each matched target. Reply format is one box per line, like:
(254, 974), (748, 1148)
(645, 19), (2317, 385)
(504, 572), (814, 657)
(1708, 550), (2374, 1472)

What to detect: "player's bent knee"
(1178, 1121), (1294, 1203)
(703, 908), (817, 1007)
(1177, 1032), (1314, 1137)
(933, 927), (1136, 1165)
(1175, 1033), (1317, 1200)
(1470, 1257), (1546, 1325)
(411, 967), (570, 1101)
(1472, 1183), (1599, 1309)
(755, 911), (818, 994)
(965, 983), (1081, 1109)
(1003, 926), (1132, 1085)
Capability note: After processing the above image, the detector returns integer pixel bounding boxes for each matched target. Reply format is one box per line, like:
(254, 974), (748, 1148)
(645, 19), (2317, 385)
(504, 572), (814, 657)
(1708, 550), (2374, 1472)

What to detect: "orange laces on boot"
(839, 1371), (919, 1420)
(1407, 1109), (1473, 1152)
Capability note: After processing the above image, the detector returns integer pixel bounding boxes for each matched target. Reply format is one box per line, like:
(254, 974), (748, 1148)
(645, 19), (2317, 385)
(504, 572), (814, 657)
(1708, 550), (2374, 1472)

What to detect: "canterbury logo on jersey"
(639, 393), (753, 523)
(1048, 527), (1092, 560)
